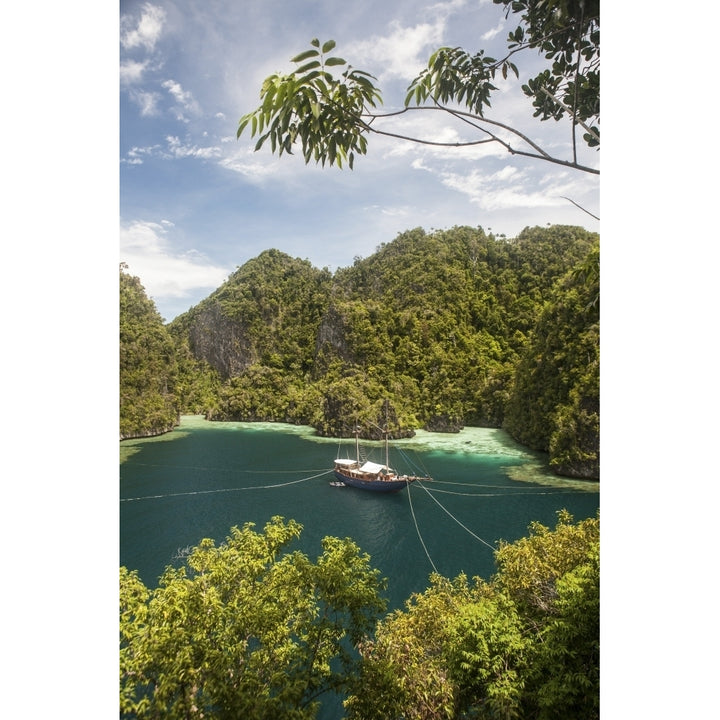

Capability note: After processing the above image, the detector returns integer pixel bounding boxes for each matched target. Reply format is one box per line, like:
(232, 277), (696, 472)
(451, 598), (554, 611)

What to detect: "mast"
(384, 399), (390, 471)
(354, 424), (360, 465)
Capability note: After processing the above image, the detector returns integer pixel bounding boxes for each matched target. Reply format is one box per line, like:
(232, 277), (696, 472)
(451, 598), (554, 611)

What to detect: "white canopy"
(359, 461), (389, 474)
(334, 458), (358, 467)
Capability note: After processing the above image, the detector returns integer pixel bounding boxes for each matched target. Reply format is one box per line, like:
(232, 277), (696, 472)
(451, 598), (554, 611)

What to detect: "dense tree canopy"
(120, 264), (179, 439)
(345, 510), (599, 720)
(238, 0), (599, 173)
(121, 512), (598, 718)
(120, 517), (387, 719)
(504, 239), (599, 477)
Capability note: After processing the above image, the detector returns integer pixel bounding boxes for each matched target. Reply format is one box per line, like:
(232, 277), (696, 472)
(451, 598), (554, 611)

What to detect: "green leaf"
(237, 115), (251, 137)
(325, 57), (347, 67)
(295, 60), (321, 74)
(321, 39), (336, 54)
(300, 70), (321, 85)
(291, 49), (319, 63)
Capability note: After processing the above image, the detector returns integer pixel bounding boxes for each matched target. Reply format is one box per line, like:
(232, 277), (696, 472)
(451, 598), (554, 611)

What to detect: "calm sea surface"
(120, 415), (599, 611)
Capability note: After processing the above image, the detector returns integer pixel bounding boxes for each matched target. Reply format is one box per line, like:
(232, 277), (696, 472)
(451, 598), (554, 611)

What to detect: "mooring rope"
(406, 480), (438, 573)
(123, 462), (328, 474)
(427, 479), (572, 490)
(422, 487), (577, 498)
(397, 448), (431, 478)
(416, 480), (496, 552)
(120, 469), (333, 502)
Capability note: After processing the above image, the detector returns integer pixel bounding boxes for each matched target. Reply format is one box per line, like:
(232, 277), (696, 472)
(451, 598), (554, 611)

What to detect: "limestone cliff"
(187, 301), (258, 380)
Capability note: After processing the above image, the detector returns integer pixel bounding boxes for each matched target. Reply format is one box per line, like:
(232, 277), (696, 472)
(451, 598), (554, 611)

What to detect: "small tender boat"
(332, 422), (430, 493)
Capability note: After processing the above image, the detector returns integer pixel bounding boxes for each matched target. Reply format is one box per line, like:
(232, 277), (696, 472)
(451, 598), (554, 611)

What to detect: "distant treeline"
(120, 224), (599, 479)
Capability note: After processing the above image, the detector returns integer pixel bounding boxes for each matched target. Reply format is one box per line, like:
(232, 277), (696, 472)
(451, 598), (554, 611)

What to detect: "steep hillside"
(166, 225), (599, 478)
(120, 264), (179, 439)
(171, 249), (332, 380)
(505, 243), (599, 478)
(314, 225), (596, 432)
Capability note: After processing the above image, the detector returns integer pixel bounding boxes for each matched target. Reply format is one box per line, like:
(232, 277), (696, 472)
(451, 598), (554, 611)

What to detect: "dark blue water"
(120, 416), (599, 611)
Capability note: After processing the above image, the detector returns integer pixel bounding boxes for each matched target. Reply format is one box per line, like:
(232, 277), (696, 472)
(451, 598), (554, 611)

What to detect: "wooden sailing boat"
(332, 415), (431, 493)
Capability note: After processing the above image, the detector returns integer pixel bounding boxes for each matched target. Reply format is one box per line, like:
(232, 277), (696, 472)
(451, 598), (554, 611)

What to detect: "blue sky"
(120, 0), (600, 321)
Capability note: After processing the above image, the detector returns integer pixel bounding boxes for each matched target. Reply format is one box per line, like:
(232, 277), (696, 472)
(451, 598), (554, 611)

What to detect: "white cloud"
(128, 89), (161, 116)
(121, 137), (222, 164)
(120, 3), (166, 52)
(346, 20), (446, 82)
(492, 165), (521, 182)
(219, 146), (312, 184)
(120, 220), (231, 300)
(362, 204), (412, 218)
(429, 0), (470, 15)
(165, 135), (221, 159)
(162, 79), (200, 115)
(434, 165), (584, 211)
(481, 19), (505, 42)
(119, 59), (148, 86)
(122, 144), (161, 165)
(220, 155), (276, 182)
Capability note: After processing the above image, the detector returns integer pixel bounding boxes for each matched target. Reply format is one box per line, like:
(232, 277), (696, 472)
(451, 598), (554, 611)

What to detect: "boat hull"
(333, 469), (413, 493)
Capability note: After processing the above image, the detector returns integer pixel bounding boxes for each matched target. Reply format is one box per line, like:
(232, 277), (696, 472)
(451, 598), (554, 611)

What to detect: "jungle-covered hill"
(120, 224), (599, 479)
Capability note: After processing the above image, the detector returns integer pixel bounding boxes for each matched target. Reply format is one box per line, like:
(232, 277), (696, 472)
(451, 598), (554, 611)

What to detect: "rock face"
(188, 302), (257, 380)
(315, 304), (354, 365)
(424, 414), (464, 433)
(552, 458), (600, 480)
(120, 422), (177, 441)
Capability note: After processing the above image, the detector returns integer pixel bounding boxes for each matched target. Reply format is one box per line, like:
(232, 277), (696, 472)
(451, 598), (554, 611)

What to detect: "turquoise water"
(120, 415), (599, 611)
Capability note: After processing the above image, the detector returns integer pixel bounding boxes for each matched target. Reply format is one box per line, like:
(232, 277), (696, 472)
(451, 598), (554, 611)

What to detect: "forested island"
(121, 224), (599, 480)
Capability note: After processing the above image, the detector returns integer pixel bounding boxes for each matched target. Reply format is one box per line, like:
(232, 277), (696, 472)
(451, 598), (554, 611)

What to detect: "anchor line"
(120, 470), (333, 502)
(406, 480), (438, 574)
(416, 480), (496, 552)
(422, 487), (577, 498)
(397, 448), (431, 478)
(425, 479), (576, 490)
(122, 462), (329, 474)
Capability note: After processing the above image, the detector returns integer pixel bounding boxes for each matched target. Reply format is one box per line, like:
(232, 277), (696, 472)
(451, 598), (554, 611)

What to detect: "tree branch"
(560, 196), (599, 221)
(537, 86), (599, 142)
(359, 105), (599, 175)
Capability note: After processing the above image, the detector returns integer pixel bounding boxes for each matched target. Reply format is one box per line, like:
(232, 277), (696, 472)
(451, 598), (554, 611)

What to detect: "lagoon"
(120, 415), (599, 612)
